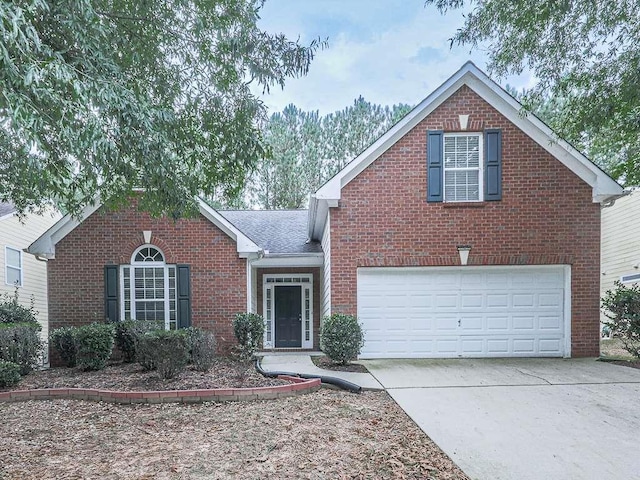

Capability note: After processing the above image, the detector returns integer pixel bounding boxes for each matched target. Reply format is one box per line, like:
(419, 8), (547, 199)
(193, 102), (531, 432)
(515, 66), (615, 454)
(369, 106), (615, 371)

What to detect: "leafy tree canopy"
(0, 0), (323, 217)
(427, 0), (639, 185)
(248, 97), (412, 209)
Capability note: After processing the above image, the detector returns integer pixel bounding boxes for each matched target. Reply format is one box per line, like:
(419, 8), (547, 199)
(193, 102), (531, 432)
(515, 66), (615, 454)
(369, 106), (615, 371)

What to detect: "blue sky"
(256, 0), (535, 114)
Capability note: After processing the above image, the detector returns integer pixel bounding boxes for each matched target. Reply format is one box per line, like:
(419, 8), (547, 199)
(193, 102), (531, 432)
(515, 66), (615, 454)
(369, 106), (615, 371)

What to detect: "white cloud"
(256, 2), (535, 115)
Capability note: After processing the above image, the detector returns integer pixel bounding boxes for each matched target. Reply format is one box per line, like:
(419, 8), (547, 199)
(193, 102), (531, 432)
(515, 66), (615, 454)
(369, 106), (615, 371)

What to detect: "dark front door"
(275, 286), (302, 348)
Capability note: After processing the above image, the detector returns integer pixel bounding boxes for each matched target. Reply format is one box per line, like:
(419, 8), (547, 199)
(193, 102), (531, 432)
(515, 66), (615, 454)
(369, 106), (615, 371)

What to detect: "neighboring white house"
(601, 188), (640, 330)
(0, 202), (61, 348)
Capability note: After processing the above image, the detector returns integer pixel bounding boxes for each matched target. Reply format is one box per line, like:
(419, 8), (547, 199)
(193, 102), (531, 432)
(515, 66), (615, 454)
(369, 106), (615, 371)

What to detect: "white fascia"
(196, 198), (262, 257)
(28, 197), (262, 260)
(313, 61), (622, 210)
(27, 200), (103, 259)
(251, 253), (324, 268)
(307, 195), (334, 242)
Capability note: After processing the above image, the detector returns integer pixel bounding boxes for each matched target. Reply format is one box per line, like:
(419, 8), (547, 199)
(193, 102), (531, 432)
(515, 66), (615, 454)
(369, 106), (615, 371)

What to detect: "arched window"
(121, 245), (177, 329)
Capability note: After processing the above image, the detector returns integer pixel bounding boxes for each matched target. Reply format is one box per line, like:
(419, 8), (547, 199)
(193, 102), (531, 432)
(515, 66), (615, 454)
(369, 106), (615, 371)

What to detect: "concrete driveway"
(361, 358), (640, 480)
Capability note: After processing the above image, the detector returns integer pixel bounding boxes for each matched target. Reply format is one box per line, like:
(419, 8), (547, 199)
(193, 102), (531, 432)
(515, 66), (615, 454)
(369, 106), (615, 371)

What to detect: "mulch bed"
(0, 390), (469, 479)
(311, 355), (369, 373)
(5, 357), (288, 392)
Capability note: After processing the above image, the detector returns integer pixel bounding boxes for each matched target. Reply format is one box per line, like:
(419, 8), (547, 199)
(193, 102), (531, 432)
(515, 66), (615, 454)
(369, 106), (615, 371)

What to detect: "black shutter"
(484, 129), (502, 201)
(104, 265), (119, 322)
(427, 130), (444, 202)
(176, 265), (192, 329)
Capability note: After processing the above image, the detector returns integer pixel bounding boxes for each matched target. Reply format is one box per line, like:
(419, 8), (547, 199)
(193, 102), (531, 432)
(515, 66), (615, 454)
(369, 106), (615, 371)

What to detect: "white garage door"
(357, 266), (569, 358)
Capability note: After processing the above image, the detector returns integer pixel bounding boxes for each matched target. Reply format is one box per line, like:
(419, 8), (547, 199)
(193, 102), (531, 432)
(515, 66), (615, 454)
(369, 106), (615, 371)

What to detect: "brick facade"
(47, 199), (247, 362)
(329, 85), (601, 357)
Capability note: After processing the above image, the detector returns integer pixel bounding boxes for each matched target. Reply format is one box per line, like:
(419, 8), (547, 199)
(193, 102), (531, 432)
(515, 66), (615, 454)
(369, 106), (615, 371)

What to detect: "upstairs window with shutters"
(443, 133), (483, 202)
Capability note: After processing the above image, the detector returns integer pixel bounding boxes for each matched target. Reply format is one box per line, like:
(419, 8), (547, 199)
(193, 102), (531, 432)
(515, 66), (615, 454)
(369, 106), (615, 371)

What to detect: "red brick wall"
(47, 199), (247, 361)
(329, 85), (601, 357)
(256, 268), (321, 350)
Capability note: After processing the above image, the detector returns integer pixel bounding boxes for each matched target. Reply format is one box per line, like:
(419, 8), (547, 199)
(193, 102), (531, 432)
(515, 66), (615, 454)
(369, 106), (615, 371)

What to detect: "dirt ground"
(311, 355), (369, 373)
(600, 338), (640, 369)
(0, 390), (469, 480)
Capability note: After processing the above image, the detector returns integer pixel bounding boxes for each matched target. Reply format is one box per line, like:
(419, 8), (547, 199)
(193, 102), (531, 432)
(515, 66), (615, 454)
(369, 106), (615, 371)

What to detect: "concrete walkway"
(259, 354), (383, 390)
(362, 358), (640, 480)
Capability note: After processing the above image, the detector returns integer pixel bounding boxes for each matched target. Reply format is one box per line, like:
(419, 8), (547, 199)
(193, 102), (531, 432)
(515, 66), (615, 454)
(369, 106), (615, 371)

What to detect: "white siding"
(320, 210), (331, 319)
(601, 190), (640, 325)
(0, 209), (61, 344)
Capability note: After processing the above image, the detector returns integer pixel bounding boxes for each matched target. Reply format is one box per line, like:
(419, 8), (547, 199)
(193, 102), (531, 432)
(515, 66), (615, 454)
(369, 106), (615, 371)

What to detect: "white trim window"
(120, 245), (177, 329)
(263, 274), (313, 349)
(5, 246), (22, 286)
(443, 133), (483, 202)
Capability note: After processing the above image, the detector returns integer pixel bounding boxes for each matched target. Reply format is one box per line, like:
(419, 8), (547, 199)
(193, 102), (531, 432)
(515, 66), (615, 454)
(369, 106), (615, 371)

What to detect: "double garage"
(357, 265), (571, 359)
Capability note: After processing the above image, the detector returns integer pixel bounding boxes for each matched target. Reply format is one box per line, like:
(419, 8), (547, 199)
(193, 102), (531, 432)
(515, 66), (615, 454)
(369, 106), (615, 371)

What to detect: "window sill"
(442, 202), (487, 208)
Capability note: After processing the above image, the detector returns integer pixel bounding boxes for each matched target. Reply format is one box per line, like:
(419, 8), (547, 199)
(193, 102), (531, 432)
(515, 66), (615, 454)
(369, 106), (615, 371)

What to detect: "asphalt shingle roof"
(0, 201), (16, 218)
(219, 209), (322, 254)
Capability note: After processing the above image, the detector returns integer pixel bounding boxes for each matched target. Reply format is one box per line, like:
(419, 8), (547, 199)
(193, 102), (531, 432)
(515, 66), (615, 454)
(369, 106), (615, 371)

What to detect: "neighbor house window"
(120, 246), (177, 329)
(621, 272), (640, 284)
(443, 133), (483, 202)
(5, 246), (22, 286)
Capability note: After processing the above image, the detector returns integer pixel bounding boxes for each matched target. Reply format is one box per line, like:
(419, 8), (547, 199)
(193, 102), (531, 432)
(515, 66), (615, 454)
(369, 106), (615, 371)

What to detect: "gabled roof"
(220, 209), (321, 255)
(0, 201), (17, 220)
(28, 198), (261, 259)
(309, 61), (623, 239)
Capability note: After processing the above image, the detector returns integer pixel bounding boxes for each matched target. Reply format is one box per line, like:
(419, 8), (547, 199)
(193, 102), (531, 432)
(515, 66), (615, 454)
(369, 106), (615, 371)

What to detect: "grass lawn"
(0, 389), (469, 480)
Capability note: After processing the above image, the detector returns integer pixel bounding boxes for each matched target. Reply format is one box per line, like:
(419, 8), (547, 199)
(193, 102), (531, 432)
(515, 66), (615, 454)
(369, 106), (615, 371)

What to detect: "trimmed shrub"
(0, 360), (21, 388)
(233, 313), (264, 358)
(115, 320), (162, 363)
(50, 327), (78, 367)
(602, 281), (640, 358)
(0, 322), (43, 374)
(74, 323), (115, 371)
(0, 289), (38, 325)
(320, 314), (364, 365)
(186, 327), (216, 371)
(137, 330), (189, 379)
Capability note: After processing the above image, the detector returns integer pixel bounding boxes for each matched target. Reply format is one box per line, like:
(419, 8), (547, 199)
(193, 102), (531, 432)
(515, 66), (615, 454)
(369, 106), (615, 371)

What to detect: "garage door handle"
(458, 319), (461, 327)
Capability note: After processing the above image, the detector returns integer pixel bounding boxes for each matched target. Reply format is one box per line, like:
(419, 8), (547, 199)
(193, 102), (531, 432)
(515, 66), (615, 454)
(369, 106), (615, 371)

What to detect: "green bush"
(0, 360), (21, 388)
(0, 323), (43, 374)
(137, 330), (189, 379)
(186, 327), (216, 371)
(74, 323), (115, 371)
(320, 314), (364, 365)
(0, 289), (39, 325)
(50, 327), (78, 367)
(115, 320), (162, 363)
(602, 281), (640, 358)
(232, 313), (264, 358)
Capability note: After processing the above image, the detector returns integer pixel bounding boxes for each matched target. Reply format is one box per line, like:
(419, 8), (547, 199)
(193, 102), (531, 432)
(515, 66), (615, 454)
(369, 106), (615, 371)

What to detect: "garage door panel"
(539, 315), (562, 330)
(486, 338), (509, 354)
(486, 294), (509, 308)
(358, 266), (567, 358)
(486, 316), (509, 330)
(436, 294), (458, 308)
(459, 316), (483, 331)
(461, 294), (483, 308)
(513, 316), (535, 330)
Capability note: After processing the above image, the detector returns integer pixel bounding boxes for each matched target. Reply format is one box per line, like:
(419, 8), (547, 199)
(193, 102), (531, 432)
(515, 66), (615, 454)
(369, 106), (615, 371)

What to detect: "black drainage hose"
(254, 357), (362, 394)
